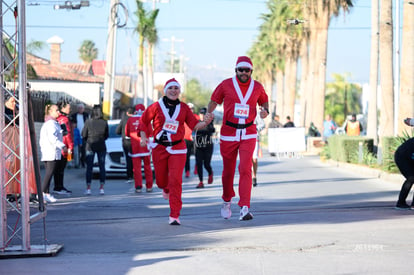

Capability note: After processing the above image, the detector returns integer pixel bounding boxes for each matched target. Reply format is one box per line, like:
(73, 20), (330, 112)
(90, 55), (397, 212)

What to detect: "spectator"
(284, 116), (295, 128)
(70, 103), (89, 168)
(39, 104), (67, 203)
(268, 114), (283, 128)
(394, 117), (414, 209)
(116, 107), (134, 183)
(82, 105), (109, 195)
(322, 114), (337, 141)
(344, 113), (363, 136)
(308, 122), (321, 137)
(194, 107), (215, 189)
(53, 99), (73, 195)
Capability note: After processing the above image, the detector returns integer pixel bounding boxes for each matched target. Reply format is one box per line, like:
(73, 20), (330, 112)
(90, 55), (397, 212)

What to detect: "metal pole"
(103, 0), (119, 119)
(0, 0), (5, 251)
(18, 0), (30, 251)
(394, 0), (400, 135)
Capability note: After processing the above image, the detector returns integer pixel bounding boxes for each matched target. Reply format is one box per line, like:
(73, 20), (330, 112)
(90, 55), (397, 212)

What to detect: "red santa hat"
(164, 78), (181, 94)
(134, 104), (145, 116)
(235, 56), (253, 69)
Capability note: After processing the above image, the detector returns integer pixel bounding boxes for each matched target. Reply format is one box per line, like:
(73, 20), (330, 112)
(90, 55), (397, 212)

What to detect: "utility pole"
(162, 36), (184, 73)
(103, 0), (119, 119)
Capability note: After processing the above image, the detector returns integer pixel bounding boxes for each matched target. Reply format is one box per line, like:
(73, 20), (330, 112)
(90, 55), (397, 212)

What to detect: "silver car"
(93, 119), (154, 178)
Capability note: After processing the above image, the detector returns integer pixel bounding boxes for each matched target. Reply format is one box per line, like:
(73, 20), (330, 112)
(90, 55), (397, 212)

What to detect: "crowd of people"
(13, 55), (389, 227)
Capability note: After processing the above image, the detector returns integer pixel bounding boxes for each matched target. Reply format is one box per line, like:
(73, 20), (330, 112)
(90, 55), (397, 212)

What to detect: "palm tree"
(397, 1), (414, 134)
(379, 0), (394, 137)
(366, 0), (379, 144)
(145, 8), (159, 103)
(27, 40), (46, 54)
(307, 0), (354, 132)
(78, 40), (98, 63)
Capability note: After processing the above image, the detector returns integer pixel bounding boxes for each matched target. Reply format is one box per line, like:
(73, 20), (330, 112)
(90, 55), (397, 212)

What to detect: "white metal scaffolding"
(0, 0), (62, 257)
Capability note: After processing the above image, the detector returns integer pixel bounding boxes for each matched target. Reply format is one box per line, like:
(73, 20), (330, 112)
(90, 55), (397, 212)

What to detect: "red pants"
(132, 155), (153, 189)
(220, 138), (256, 208)
(152, 146), (186, 219)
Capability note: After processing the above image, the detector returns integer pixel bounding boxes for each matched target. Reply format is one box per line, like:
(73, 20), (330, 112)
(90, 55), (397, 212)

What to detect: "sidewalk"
(1, 154), (413, 275)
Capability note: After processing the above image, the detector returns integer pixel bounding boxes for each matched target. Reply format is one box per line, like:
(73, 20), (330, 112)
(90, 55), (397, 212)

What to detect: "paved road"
(1, 150), (414, 275)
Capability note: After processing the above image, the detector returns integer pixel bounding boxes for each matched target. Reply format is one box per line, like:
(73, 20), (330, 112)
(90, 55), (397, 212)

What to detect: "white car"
(92, 119), (154, 178)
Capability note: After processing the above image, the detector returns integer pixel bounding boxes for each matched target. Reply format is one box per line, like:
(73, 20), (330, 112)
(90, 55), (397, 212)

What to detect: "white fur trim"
(164, 81), (181, 93)
(236, 61), (253, 69)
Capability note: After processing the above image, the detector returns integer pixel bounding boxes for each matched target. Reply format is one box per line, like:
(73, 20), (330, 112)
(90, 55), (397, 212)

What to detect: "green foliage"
(78, 40), (98, 63)
(325, 73), (362, 126)
(183, 78), (212, 112)
(27, 40), (46, 54)
(326, 135), (374, 164)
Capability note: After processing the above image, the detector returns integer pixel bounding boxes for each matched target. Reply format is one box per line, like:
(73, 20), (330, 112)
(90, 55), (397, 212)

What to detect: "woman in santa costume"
(139, 78), (213, 225)
(125, 104), (153, 193)
(207, 56), (269, 221)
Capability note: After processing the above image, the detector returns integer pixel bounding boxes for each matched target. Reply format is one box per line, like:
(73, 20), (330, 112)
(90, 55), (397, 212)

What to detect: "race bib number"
(234, 103), (249, 119)
(162, 120), (179, 134)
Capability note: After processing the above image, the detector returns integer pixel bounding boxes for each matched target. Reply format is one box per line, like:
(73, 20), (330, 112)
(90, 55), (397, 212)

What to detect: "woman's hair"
(57, 99), (70, 111)
(44, 103), (56, 117)
(91, 104), (103, 119)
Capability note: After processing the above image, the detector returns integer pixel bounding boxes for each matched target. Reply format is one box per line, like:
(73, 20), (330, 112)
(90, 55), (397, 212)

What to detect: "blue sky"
(22, 0), (377, 87)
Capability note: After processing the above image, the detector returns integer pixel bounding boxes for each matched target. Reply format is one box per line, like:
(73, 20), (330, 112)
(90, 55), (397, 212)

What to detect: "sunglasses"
(237, 68), (251, 73)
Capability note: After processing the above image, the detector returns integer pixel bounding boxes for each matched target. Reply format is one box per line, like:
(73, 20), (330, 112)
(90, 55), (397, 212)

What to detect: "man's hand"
(259, 107), (269, 119)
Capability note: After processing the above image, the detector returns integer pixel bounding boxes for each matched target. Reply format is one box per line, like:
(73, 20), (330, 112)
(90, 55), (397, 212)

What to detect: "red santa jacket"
(139, 98), (199, 154)
(211, 76), (268, 141)
(125, 114), (152, 157)
(56, 112), (74, 157)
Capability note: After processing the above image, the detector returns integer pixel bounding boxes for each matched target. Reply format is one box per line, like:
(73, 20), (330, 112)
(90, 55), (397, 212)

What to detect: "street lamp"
(53, 0), (89, 10)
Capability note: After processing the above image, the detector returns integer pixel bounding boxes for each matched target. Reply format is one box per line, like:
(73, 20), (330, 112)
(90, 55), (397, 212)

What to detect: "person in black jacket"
(116, 107), (134, 183)
(82, 105), (109, 195)
(194, 107), (215, 189)
(395, 118), (414, 209)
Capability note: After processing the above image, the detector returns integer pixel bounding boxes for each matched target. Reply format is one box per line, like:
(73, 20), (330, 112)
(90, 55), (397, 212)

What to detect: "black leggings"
(42, 161), (57, 193)
(195, 146), (213, 182)
(53, 157), (68, 191)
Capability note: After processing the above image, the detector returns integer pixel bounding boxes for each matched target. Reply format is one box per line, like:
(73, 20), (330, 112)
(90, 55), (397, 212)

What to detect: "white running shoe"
(85, 189), (91, 196)
(99, 188), (105, 195)
(43, 193), (57, 203)
(239, 206), (253, 221)
(169, 216), (181, 225)
(221, 201), (232, 219)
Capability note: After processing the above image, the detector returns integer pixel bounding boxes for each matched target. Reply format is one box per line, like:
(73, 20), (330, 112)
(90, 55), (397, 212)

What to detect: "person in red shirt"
(125, 104), (153, 193)
(53, 99), (74, 194)
(139, 78), (213, 225)
(207, 56), (269, 221)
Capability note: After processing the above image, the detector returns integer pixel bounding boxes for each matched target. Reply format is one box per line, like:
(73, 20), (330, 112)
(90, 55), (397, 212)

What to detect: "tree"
(325, 73), (362, 126)
(134, 1), (159, 107)
(397, 1), (414, 134)
(379, 0), (394, 137)
(27, 40), (46, 54)
(366, 0), (379, 144)
(183, 78), (212, 110)
(78, 40), (98, 63)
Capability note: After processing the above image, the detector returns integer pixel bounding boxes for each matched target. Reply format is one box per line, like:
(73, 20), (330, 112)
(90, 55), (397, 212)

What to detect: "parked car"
(93, 119), (154, 178)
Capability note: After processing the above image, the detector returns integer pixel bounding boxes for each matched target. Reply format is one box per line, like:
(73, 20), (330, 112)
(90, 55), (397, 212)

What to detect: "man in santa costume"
(125, 104), (153, 193)
(139, 78), (213, 225)
(207, 56), (269, 221)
